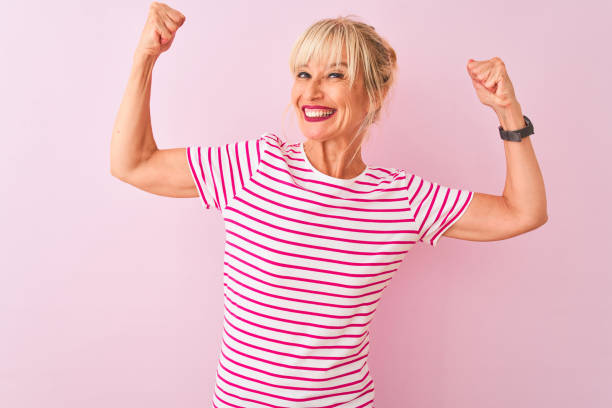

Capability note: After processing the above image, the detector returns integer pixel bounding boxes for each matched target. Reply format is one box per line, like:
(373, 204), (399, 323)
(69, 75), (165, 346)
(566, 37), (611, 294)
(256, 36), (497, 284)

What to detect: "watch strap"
(499, 115), (534, 142)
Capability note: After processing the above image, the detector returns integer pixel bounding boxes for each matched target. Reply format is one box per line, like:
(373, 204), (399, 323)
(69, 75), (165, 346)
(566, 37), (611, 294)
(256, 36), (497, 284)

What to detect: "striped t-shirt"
(186, 133), (473, 408)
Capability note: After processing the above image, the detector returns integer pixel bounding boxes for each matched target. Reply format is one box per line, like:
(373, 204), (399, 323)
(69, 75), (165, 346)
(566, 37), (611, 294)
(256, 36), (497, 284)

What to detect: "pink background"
(2, 1), (610, 407)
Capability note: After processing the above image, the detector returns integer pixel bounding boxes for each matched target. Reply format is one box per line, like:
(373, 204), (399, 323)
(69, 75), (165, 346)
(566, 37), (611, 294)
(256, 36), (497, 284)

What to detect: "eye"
(296, 72), (345, 79)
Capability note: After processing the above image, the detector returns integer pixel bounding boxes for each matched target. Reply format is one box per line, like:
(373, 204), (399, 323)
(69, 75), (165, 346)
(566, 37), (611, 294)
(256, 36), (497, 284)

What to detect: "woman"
(111, 3), (548, 407)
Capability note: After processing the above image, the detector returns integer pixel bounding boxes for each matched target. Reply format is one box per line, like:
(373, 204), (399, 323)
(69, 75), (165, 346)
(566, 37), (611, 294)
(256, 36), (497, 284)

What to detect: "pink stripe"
(223, 304), (368, 341)
(225, 231), (403, 267)
(223, 327), (370, 364)
(223, 271), (385, 310)
(225, 142), (237, 199)
(412, 182), (437, 230)
(260, 165), (406, 202)
(224, 252), (394, 289)
(220, 334), (369, 373)
(215, 386), (283, 408)
(322, 388), (375, 408)
(277, 148), (403, 188)
(262, 156), (406, 196)
(220, 346), (368, 381)
(223, 314), (366, 350)
(430, 190), (473, 245)
(217, 382), (375, 408)
(197, 146), (216, 208)
(231, 196), (417, 235)
(419, 184), (448, 239)
(226, 218), (407, 256)
(424, 188), (456, 243)
(223, 284), (377, 320)
(235, 140), (244, 187)
(269, 149), (384, 186)
(218, 358), (369, 391)
(250, 177), (411, 217)
(225, 206), (417, 245)
(224, 293), (372, 330)
(406, 175), (423, 206)
(216, 370), (374, 405)
(354, 397), (375, 408)
(186, 147), (209, 208)
(217, 145), (228, 207)
(201, 146), (220, 210)
(223, 260), (392, 298)
(225, 240), (400, 278)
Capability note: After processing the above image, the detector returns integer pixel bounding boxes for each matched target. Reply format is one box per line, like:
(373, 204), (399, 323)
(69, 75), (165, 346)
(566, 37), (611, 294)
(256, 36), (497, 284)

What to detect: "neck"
(303, 137), (367, 179)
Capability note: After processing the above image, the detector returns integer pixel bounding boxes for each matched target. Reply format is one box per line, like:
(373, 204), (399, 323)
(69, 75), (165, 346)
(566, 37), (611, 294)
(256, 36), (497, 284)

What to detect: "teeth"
(305, 109), (335, 118)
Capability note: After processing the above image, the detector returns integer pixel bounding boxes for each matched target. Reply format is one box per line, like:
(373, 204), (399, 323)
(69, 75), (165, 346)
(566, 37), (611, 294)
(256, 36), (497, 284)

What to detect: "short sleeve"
(186, 135), (265, 212)
(405, 173), (474, 248)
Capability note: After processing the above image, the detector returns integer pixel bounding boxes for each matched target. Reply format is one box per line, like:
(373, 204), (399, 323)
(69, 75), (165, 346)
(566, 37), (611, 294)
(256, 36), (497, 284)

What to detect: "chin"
(299, 128), (333, 142)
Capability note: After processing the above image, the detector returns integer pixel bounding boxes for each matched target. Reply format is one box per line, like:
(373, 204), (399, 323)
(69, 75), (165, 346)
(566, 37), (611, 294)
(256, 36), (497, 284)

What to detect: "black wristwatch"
(498, 115), (534, 142)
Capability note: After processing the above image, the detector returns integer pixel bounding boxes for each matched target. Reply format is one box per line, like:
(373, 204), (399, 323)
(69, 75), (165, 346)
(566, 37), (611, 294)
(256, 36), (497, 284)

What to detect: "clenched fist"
(135, 2), (186, 58)
(467, 57), (519, 112)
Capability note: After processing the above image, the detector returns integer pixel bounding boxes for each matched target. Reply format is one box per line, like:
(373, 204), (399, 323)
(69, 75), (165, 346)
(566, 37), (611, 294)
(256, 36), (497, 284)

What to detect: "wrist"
(496, 101), (525, 131)
(132, 51), (158, 69)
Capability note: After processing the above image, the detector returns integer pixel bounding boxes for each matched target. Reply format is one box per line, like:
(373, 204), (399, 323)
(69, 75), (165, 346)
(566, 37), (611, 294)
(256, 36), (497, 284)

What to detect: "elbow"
(110, 164), (129, 181)
(110, 165), (123, 180)
(110, 156), (132, 180)
(536, 208), (549, 227)
(524, 212), (548, 231)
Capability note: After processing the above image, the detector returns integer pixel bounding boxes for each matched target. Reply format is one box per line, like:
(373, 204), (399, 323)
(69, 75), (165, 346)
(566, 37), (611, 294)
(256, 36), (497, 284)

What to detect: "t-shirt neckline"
(299, 141), (369, 184)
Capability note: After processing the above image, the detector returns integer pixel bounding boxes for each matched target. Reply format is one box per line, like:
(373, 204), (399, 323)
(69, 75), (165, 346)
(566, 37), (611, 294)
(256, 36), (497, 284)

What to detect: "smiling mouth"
(302, 106), (337, 122)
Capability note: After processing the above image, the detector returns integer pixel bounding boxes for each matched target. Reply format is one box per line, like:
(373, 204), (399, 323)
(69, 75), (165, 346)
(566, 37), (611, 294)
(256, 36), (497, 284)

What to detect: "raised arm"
(110, 2), (195, 198)
(443, 57), (548, 243)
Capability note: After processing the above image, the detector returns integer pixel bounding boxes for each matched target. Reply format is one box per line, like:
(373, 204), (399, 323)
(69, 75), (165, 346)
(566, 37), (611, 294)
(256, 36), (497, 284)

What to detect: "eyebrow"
(297, 62), (348, 69)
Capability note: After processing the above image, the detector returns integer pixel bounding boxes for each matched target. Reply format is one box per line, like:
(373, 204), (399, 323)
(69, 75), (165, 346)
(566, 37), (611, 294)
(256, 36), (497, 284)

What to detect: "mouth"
(302, 105), (337, 122)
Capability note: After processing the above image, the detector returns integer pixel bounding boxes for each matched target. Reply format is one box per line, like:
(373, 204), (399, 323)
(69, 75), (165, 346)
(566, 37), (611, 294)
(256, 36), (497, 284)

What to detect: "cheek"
(291, 82), (303, 98)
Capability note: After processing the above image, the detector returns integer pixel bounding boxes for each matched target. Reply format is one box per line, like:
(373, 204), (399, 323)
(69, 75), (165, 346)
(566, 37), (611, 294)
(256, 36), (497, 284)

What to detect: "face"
(291, 49), (370, 144)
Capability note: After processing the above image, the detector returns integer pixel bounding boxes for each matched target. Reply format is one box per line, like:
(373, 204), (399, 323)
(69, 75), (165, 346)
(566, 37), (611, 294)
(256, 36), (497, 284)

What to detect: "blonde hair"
(283, 15), (398, 169)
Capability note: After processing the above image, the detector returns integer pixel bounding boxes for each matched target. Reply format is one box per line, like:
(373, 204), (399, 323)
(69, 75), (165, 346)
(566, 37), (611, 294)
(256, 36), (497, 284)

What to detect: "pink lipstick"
(302, 105), (337, 122)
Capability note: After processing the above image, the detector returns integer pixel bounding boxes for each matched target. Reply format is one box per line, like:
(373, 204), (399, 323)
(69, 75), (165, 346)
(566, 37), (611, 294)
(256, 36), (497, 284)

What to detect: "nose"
(304, 77), (323, 100)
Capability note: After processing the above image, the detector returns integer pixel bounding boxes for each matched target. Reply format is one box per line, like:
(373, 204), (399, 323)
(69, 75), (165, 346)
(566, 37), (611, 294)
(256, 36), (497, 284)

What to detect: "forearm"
(110, 52), (160, 178)
(497, 102), (548, 225)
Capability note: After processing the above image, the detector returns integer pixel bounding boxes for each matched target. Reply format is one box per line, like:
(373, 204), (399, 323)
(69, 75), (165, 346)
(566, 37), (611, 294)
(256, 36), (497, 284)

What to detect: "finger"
(476, 66), (489, 82)
(155, 21), (173, 43)
(165, 9), (186, 26)
(467, 59), (480, 79)
(471, 77), (487, 91)
(162, 16), (180, 33)
(484, 68), (499, 89)
(469, 60), (490, 81)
